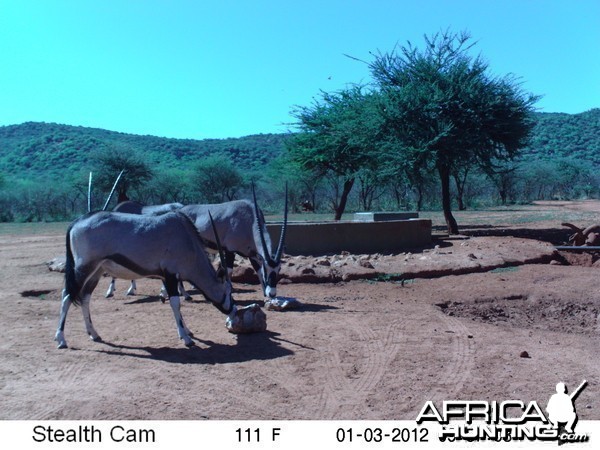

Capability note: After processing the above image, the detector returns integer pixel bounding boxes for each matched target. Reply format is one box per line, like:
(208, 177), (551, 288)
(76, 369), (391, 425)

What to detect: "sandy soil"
(0, 201), (599, 420)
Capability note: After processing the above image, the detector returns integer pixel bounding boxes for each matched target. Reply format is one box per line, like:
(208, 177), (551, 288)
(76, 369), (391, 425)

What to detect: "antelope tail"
(64, 225), (81, 306)
(561, 222), (582, 232)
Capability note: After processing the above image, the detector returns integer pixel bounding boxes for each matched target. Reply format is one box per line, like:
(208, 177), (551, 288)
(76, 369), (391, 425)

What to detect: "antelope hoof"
(91, 335), (103, 342)
(184, 295), (193, 302)
(55, 332), (68, 349)
(105, 293), (114, 298)
(185, 340), (196, 348)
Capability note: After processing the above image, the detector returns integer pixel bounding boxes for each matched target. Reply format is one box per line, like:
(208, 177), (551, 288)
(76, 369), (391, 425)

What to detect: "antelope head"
(252, 183), (288, 298)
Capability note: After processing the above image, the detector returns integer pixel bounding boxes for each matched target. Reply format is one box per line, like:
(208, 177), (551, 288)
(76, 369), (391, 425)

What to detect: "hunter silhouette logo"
(546, 380), (587, 441)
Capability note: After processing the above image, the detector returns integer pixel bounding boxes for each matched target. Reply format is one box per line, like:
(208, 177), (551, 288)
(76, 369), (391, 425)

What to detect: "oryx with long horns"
(179, 185), (288, 298)
(55, 210), (235, 348)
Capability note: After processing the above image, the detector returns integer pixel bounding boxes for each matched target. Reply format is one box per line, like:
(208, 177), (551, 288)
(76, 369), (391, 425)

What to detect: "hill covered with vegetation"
(1, 109), (599, 179)
(0, 121), (287, 177)
(524, 108), (600, 163)
(0, 108), (598, 222)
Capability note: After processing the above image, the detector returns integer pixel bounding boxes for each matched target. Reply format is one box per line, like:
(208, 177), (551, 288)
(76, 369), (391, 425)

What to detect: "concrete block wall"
(266, 219), (432, 256)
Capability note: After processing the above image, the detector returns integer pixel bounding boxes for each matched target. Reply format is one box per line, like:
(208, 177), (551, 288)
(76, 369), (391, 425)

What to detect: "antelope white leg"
(105, 278), (116, 298)
(54, 289), (71, 349)
(81, 293), (101, 341)
(179, 281), (192, 301)
(169, 296), (194, 347)
(159, 285), (168, 301)
(180, 314), (192, 337)
(126, 280), (137, 296)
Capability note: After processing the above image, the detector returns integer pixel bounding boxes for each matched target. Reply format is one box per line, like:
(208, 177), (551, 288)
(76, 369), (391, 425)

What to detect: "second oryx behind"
(103, 188), (288, 300)
(179, 186), (288, 299)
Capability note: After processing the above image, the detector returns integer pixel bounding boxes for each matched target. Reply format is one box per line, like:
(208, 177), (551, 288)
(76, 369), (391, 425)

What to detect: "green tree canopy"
(190, 154), (244, 203)
(91, 146), (153, 208)
(288, 85), (383, 219)
(369, 30), (539, 233)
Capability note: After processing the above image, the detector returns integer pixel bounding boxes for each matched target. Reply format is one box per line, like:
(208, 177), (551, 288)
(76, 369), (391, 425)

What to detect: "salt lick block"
(226, 303), (267, 334)
(265, 297), (301, 311)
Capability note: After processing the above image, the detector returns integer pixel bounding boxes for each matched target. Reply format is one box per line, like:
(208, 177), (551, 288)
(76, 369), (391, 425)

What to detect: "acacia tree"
(191, 154), (244, 203)
(288, 85), (383, 220)
(138, 168), (193, 204)
(484, 160), (520, 205)
(91, 146), (153, 207)
(265, 154), (323, 213)
(357, 167), (388, 210)
(370, 30), (539, 233)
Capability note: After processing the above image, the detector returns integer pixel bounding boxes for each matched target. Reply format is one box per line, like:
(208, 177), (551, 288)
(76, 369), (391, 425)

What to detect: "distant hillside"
(0, 122), (289, 178)
(0, 109), (598, 179)
(523, 108), (600, 164)
(0, 109), (598, 222)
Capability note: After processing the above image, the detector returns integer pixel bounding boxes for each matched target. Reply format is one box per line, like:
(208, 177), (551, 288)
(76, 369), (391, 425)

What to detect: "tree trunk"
(499, 189), (507, 205)
(453, 169), (468, 211)
(416, 184), (423, 212)
(334, 178), (355, 221)
(438, 165), (459, 234)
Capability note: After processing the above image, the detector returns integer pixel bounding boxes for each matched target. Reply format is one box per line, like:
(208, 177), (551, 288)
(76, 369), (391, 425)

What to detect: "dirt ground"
(0, 201), (598, 420)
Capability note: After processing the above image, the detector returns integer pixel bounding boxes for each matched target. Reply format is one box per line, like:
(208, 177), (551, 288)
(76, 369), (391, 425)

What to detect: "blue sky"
(1, 0), (598, 140)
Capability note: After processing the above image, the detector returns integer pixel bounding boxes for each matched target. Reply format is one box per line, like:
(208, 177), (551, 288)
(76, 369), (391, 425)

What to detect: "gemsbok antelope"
(54, 210), (235, 348)
(179, 185), (288, 298)
(105, 200), (184, 298)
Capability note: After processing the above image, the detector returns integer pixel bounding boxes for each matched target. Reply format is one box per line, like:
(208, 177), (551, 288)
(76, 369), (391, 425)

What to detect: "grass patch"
(372, 273), (404, 282)
(490, 266), (521, 274)
(365, 273), (414, 285)
(0, 222), (69, 236)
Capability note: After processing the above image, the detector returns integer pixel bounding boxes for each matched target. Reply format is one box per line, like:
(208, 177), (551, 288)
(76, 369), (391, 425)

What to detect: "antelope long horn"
(102, 169), (125, 211)
(582, 224), (600, 236)
(274, 183), (288, 263)
(208, 211), (229, 280)
(87, 172), (93, 213)
(252, 182), (273, 264)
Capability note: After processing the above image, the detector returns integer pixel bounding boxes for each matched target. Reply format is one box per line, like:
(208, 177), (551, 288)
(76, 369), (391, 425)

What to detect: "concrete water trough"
(353, 211), (419, 222)
(266, 213), (431, 256)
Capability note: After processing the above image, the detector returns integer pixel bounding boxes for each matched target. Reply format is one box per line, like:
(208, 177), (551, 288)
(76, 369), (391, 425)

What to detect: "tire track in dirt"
(426, 311), (476, 403)
(316, 309), (476, 419)
(202, 379), (276, 419)
(4, 359), (88, 420)
(10, 360), (89, 420)
(256, 354), (318, 419)
(317, 315), (403, 419)
(31, 352), (127, 420)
